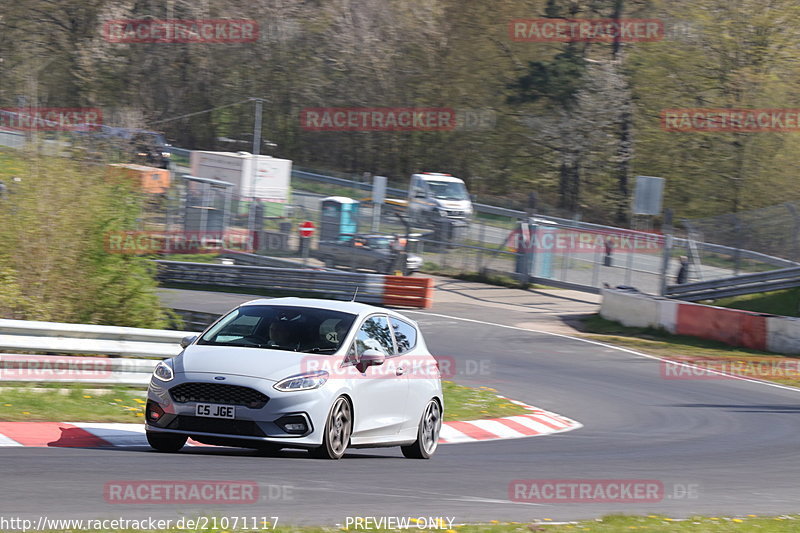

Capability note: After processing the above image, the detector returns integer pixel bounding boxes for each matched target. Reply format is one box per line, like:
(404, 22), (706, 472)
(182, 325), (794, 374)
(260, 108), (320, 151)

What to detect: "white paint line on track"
(408, 310), (800, 394)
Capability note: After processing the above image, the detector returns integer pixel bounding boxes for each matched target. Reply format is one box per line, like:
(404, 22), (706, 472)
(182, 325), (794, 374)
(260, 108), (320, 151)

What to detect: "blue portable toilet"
(320, 197), (360, 241)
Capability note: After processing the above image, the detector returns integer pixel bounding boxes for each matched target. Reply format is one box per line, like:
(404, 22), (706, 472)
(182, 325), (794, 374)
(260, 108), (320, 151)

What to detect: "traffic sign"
(299, 221), (316, 238)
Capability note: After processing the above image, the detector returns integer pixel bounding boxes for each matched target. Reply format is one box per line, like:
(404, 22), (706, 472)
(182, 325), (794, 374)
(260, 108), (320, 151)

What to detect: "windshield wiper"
(302, 347), (338, 354)
(199, 341), (268, 349)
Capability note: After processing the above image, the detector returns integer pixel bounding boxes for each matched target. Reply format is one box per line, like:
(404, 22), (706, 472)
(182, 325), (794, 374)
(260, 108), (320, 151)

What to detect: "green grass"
(292, 179), (367, 200)
(0, 384), (146, 422)
(0, 380), (524, 423)
(695, 251), (776, 274)
(713, 287), (800, 318)
(10, 514), (800, 532)
(441, 380), (527, 421)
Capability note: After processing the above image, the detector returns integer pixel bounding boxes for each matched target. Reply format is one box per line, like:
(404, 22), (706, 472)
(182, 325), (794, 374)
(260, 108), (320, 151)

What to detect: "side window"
(354, 316), (394, 357)
(390, 318), (417, 354)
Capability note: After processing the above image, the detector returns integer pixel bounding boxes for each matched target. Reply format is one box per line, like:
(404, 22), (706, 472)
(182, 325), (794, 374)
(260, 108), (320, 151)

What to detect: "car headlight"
(153, 361), (174, 382)
(161, 152), (171, 158)
(273, 371), (329, 392)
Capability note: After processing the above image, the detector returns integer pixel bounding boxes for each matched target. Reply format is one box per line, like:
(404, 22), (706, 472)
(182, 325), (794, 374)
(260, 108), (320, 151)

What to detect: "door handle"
(396, 365), (407, 376)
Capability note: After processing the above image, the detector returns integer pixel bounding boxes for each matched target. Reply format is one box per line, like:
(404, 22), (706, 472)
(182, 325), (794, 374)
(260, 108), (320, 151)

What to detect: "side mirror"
(357, 349), (386, 371)
(180, 335), (197, 349)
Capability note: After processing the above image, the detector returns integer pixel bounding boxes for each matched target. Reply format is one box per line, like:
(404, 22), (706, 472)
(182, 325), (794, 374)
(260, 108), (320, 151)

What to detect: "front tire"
(311, 396), (352, 459)
(401, 399), (441, 459)
(146, 431), (187, 453)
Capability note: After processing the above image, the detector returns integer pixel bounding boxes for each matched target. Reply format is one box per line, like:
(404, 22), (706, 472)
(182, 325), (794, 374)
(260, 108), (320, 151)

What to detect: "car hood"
(436, 199), (471, 210)
(176, 345), (315, 381)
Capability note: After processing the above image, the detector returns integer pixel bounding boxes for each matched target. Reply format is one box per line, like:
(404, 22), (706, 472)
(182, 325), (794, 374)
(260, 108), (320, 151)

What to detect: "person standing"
(603, 237), (614, 267)
(676, 256), (689, 284)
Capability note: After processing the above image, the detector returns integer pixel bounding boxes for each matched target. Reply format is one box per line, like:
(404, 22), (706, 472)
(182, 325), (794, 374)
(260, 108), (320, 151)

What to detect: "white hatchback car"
(145, 298), (443, 459)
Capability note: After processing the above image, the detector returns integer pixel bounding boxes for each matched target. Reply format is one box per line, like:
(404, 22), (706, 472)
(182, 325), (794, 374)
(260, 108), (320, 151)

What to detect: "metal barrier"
(156, 260), (385, 303)
(155, 260), (435, 308)
(665, 266), (800, 301)
(0, 318), (185, 358)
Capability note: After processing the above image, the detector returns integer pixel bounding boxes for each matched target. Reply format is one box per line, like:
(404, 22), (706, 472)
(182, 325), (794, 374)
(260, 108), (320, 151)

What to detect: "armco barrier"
(0, 318), (185, 358)
(600, 289), (800, 354)
(382, 276), (434, 309)
(155, 260), (435, 309)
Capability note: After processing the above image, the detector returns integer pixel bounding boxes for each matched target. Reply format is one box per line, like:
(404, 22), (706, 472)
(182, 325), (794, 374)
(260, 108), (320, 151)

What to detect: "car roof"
(238, 297), (398, 317)
(412, 173), (464, 183)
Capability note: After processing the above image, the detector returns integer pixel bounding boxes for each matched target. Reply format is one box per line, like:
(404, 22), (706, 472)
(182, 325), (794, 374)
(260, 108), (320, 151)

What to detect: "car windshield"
(197, 305), (357, 353)
(366, 237), (391, 249)
(427, 180), (468, 201)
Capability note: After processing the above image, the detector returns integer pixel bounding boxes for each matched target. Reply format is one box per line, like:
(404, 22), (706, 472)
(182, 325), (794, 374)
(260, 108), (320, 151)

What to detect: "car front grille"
(169, 382), (269, 408)
(167, 415), (265, 437)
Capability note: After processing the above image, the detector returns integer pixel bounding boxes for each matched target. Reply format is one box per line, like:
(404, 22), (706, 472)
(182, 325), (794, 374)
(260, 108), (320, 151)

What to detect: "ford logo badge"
(214, 376), (226, 381)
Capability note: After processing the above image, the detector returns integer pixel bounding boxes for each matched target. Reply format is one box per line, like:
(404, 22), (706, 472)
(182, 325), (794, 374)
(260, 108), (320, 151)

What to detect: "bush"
(0, 150), (176, 328)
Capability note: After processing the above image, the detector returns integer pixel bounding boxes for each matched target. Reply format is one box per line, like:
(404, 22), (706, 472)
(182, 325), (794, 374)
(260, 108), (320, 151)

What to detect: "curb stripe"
(467, 419), (528, 439)
(0, 402), (582, 448)
(438, 424), (480, 444)
(525, 414), (564, 431)
(0, 422), (111, 448)
(445, 420), (503, 441)
(0, 432), (22, 446)
(493, 417), (541, 436)
(503, 415), (561, 434)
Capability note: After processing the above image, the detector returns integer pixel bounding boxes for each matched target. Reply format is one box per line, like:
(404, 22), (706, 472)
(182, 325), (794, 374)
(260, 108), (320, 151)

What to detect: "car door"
(388, 316), (430, 430)
(347, 315), (409, 439)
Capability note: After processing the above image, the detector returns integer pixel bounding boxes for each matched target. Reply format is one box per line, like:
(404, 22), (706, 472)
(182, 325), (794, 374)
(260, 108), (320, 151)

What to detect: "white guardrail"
(0, 319), (191, 386)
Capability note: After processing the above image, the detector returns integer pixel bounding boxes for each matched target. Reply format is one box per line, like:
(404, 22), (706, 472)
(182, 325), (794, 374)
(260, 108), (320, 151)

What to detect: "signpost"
(299, 221), (315, 265)
(372, 175), (387, 232)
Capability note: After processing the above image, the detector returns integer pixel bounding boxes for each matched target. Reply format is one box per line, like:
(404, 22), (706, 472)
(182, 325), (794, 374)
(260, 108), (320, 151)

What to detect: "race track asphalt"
(3, 289), (800, 524)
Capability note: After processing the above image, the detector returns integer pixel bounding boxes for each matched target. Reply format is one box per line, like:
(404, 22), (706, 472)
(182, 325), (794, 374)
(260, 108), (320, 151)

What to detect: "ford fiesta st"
(145, 298), (443, 459)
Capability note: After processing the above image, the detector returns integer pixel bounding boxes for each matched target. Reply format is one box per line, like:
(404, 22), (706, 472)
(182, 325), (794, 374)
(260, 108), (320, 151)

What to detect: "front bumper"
(145, 372), (334, 448)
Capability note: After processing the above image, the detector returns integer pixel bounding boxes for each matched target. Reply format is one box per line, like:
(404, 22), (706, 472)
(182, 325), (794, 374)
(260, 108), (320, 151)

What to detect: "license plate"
(195, 403), (235, 419)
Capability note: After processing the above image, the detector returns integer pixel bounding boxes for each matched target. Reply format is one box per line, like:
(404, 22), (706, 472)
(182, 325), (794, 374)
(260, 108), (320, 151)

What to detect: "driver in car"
(268, 318), (301, 350)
